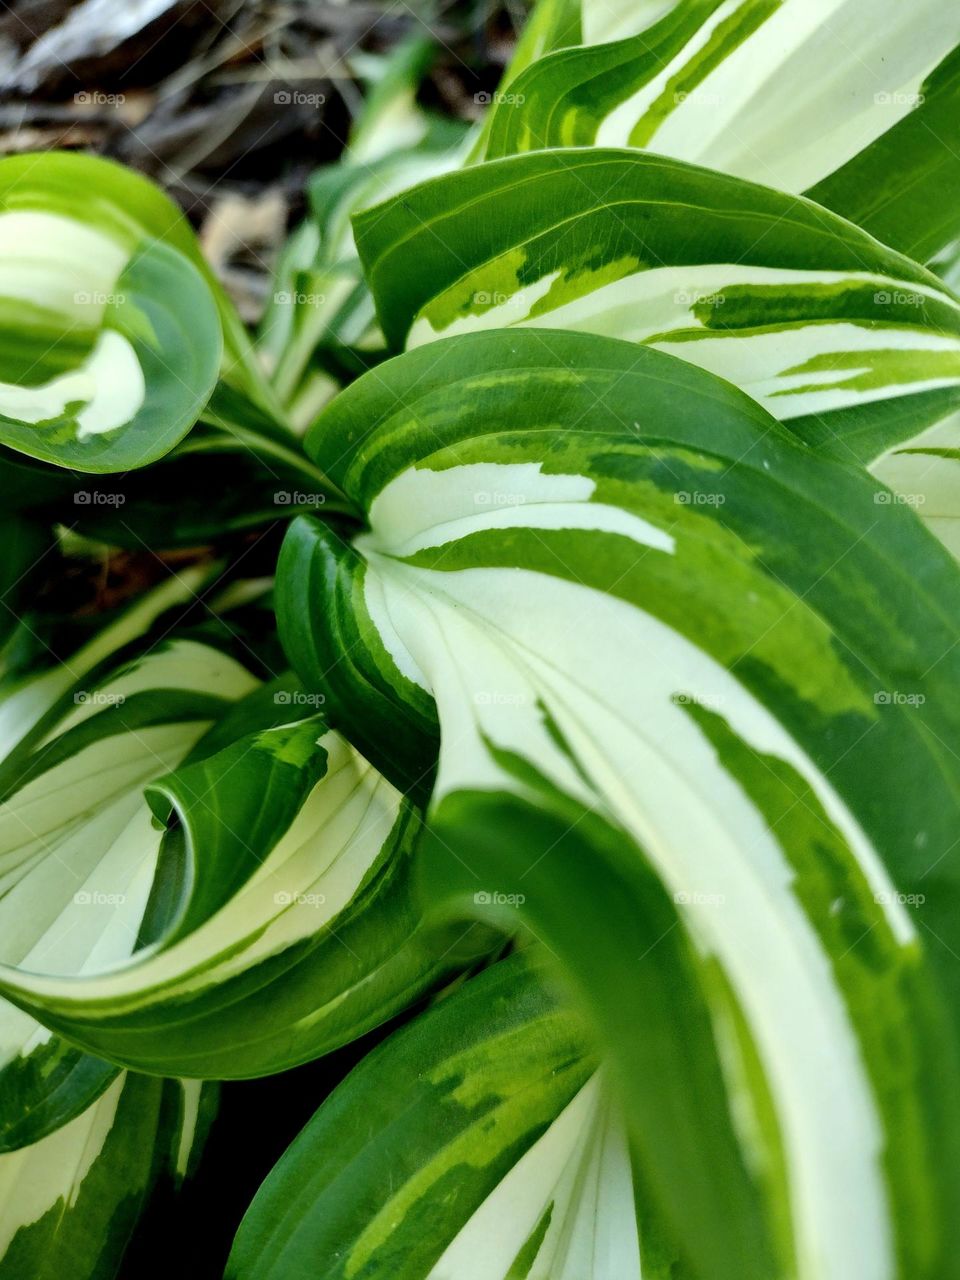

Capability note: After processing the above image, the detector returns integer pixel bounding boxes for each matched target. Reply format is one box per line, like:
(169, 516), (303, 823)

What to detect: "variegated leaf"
(0, 634), (256, 1147)
(354, 146), (960, 553)
(481, 0), (960, 260)
(259, 37), (470, 423)
(0, 564), (222, 760)
(0, 665), (494, 1080)
(0, 1073), (214, 1279)
(276, 328), (960, 1280)
(0, 152), (290, 471)
(227, 954), (621, 1280)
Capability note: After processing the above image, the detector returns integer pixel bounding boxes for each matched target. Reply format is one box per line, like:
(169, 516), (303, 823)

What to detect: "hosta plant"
(3, 2), (960, 1278)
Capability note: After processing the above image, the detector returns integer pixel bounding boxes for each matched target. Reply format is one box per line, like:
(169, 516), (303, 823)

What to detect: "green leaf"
(868, 411), (960, 560)
(0, 660), (495, 1079)
(0, 634), (257, 1145)
(0, 564), (223, 760)
(808, 44), (960, 263)
(0, 154), (225, 472)
(0, 150), (298, 473)
(277, 328), (960, 1280)
(259, 38), (470, 413)
(55, 426), (346, 549)
(483, 0), (960, 258)
(353, 144), (960, 558)
(0, 1073), (211, 1279)
(226, 954), (603, 1280)
(355, 147), (960, 457)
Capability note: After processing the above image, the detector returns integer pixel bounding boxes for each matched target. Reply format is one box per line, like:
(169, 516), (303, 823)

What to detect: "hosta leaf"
(866, 406), (960, 559)
(807, 44), (960, 263)
(227, 954), (608, 1280)
(0, 151), (294, 472)
(0, 1073), (212, 1279)
(0, 447), (78, 512)
(0, 634), (256, 1147)
(492, 0), (677, 77)
(354, 146), (960, 553)
(0, 564), (222, 760)
(0, 663), (494, 1080)
(483, 0), (960, 259)
(52, 426), (342, 549)
(0, 153), (224, 472)
(424, 1075), (648, 1280)
(357, 147), (960, 447)
(277, 329), (960, 1280)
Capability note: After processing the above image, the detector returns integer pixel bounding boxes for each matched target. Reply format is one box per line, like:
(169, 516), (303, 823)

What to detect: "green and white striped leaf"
(277, 328), (960, 1280)
(425, 1076), (644, 1280)
(0, 662), (495, 1080)
(807, 44), (960, 264)
(482, 0), (960, 259)
(0, 153), (223, 471)
(0, 564), (225, 760)
(868, 409), (960, 560)
(354, 147), (960, 497)
(0, 634), (257, 1147)
(0, 1072), (213, 1279)
(227, 953), (621, 1280)
(0, 152), (293, 472)
(488, 0), (677, 87)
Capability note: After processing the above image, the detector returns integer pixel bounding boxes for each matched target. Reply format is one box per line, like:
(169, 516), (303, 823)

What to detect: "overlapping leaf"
(354, 145), (960, 556)
(258, 37), (470, 424)
(0, 633), (257, 1144)
(0, 657), (494, 1081)
(0, 1074), (213, 1279)
(227, 954), (627, 1280)
(277, 328), (960, 1280)
(478, 0), (960, 262)
(0, 153), (291, 472)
